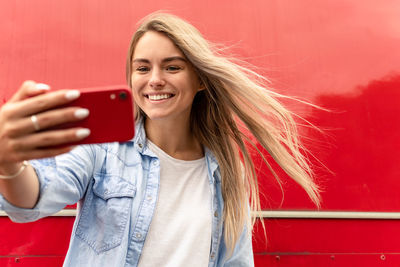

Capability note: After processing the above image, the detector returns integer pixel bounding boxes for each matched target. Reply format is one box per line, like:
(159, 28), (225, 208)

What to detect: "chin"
(144, 113), (170, 121)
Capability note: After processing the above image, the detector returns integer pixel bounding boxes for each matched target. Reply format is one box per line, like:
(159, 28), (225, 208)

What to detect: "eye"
(136, 66), (150, 73)
(166, 65), (181, 72)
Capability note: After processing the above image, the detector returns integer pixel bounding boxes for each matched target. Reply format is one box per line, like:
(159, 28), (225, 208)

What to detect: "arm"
(0, 165), (40, 209)
(0, 145), (96, 223)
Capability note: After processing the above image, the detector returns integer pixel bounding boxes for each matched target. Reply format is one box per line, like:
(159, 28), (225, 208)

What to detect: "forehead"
(133, 31), (184, 60)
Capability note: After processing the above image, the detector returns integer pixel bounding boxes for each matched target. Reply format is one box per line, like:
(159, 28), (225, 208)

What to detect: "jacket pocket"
(76, 173), (136, 254)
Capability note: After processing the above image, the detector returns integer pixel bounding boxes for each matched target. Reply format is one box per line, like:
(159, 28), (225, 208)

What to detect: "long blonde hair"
(126, 12), (320, 254)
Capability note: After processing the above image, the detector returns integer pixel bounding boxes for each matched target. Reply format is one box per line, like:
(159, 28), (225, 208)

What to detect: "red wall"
(1, 1), (400, 266)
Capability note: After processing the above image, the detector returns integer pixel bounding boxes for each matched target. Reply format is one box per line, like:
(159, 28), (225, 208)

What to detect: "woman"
(0, 13), (319, 266)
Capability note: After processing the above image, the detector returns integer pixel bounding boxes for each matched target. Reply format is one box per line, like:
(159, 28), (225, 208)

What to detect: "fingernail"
(35, 83), (50, 90)
(74, 108), (89, 119)
(65, 90), (80, 100)
(76, 128), (91, 139)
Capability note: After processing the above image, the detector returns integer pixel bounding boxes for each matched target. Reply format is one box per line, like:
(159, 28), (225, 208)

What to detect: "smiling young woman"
(126, 12), (321, 264)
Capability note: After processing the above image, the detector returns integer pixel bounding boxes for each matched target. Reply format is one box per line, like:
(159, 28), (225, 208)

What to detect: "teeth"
(148, 94), (171, 100)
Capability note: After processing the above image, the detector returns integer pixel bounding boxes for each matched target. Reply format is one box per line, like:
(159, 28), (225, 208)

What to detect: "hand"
(0, 81), (90, 175)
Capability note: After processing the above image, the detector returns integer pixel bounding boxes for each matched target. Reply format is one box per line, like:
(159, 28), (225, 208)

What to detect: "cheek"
(131, 73), (146, 86)
(131, 77), (146, 95)
(187, 72), (202, 93)
(188, 80), (202, 95)
(130, 85), (144, 105)
(132, 90), (144, 107)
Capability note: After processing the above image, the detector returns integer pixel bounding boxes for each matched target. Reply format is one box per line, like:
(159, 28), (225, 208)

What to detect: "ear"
(198, 84), (206, 91)
(198, 79), (206, 92)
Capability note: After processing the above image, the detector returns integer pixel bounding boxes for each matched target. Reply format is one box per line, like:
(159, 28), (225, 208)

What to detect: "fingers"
(8, 89), (81, 119)
(5, 128), (90, 162)
(2, 106), (90, 137)
(31, 108), (89, 136)
(3, 80), (81, 121)
(12, 127), (90, 151)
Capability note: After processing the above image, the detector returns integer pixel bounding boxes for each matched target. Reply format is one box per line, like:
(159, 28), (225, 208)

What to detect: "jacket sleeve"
(222, 224), (255, 267)
(0, 145), (96, 223)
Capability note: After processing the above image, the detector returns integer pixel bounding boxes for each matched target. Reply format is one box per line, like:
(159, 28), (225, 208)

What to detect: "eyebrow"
(132, 56), (187, 64)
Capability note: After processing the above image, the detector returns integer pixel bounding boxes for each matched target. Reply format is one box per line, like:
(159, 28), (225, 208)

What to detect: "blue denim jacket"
(0, 122), (254, 267)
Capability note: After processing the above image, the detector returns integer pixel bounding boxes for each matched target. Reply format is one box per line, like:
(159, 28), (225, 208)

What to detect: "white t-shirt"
(138, 141), (212, 267)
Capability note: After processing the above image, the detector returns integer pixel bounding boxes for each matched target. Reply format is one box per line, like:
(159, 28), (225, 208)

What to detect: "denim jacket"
(0, 122), (254, 267)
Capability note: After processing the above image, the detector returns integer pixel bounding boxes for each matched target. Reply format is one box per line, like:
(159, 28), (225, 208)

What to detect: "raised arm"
(0, 81), (90, 208)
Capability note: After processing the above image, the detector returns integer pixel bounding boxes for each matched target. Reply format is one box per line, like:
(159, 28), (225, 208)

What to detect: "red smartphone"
(54, 85), (135, 145)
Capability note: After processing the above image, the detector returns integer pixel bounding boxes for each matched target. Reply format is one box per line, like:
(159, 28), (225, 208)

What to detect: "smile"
(145, 94), (174, 101)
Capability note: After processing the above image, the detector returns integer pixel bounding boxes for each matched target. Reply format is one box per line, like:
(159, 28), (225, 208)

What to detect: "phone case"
(55, 85), (135, 145)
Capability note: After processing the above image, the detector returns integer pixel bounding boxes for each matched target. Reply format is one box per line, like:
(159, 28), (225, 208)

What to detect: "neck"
(144, 116), (204, 160)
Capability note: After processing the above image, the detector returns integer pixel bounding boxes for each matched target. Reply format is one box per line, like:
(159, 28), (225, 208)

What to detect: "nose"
(149, 69), (165, 88)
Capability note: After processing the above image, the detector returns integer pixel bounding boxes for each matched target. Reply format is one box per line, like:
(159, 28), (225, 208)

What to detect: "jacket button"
(214, 211), (218, 217)
(136, 233), (142, 239)
(138, 143), (143, 148)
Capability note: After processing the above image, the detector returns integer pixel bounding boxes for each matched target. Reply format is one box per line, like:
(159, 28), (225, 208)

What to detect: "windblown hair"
(126, 12), (320, 254)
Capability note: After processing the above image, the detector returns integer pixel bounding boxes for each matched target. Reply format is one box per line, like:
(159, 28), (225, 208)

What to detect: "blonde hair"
(126, 12), (320, 254)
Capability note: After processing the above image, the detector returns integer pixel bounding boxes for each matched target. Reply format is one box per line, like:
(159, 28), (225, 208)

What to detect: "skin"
(131, 31), (204, 160)
(0, 81), (91, 208)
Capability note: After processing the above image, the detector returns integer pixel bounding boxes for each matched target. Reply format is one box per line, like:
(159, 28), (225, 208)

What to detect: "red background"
(1, 0), (400, 266)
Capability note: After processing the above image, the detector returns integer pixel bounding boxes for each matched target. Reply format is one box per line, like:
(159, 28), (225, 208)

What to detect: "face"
(130, 31), (203, 123)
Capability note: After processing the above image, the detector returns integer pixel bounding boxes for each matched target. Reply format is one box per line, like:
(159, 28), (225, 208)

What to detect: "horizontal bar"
(0, 209), (77, 217)
(253, 210), (400, 219)
(1, 210), (400, 220)
(49, 209), (77, 216)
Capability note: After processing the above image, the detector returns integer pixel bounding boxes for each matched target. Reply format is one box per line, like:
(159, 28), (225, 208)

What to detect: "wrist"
(0, 161), (29, 179)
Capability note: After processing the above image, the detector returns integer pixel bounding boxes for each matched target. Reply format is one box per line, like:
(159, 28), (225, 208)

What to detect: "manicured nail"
(35, 83), (50, 90)
(76, 128), (91, 139)
(74, 108), (89, 119)
(65, 90), (80, 100)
